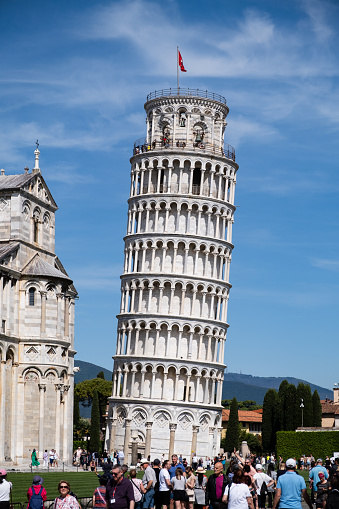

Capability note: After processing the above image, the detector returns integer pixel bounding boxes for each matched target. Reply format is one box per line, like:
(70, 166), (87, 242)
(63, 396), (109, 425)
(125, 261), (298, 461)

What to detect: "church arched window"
(29, 288), (36, 306)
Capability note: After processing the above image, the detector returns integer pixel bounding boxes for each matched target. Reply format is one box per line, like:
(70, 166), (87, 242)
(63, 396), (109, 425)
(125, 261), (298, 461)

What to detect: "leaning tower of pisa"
(106, 88), (238, 462)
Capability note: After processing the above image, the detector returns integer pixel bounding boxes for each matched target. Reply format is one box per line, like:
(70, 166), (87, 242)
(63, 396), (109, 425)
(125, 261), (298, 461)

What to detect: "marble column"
(38, 384), (46, 458)
(191, 425), (199, 456)
(55, 384), (62, 456)
(40, 291), (47, 335)
(145, 421), (153, 459)
(64, 297), (70, 338)
(109, 418), (117, 453)
(123, 418), (132, 461)
(169, 423), (177, 458)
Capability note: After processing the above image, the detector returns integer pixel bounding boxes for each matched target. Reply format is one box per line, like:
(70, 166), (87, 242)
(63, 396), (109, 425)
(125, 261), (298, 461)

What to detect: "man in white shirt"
(254, 464), (274, 509)
(159, 460), (172, 509)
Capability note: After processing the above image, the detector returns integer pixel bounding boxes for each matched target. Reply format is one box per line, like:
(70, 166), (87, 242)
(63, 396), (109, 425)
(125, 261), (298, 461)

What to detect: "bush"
(73, 440), (88, 450)
(277, 430), (339, 459)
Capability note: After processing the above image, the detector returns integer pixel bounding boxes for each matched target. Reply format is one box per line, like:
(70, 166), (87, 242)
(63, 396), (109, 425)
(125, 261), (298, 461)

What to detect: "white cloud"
(311, 258), (339, 272)
(300, 0), (335, 42)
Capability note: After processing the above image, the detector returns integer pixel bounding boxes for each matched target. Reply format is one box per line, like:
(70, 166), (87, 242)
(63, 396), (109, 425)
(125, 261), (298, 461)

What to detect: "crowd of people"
(89, 452), (339, 509)
(1, 452), (339, 509)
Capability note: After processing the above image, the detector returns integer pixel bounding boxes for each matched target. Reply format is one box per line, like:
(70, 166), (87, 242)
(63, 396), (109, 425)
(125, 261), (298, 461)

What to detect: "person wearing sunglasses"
(106, 465), (135, 509)
(54, 481), (79, 509)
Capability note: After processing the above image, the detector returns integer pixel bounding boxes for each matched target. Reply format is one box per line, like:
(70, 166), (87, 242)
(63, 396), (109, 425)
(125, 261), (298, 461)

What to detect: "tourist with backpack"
(27, 476), (47, 509)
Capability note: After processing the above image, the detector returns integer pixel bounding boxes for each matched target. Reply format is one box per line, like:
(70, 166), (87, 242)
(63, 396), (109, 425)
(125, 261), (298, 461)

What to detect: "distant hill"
(222, 373), (331, 404)
(74, 360), (332, 410)
(74, 360), (112, 385)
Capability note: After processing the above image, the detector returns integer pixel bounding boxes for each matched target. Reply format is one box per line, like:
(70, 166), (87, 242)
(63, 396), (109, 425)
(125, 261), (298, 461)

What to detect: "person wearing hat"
(272, 458), (312, 509)
(0, 470), (12, 509)
(253, 464), (274, 509)
(194, 467), (207, 509)
(27, 476), (47, 509)
(309, 459), (329, 498)
(140, 458), (156, 509)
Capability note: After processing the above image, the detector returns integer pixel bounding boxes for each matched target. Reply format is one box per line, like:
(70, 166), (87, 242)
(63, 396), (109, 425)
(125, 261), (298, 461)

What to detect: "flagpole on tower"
(177, 46), (179, 90)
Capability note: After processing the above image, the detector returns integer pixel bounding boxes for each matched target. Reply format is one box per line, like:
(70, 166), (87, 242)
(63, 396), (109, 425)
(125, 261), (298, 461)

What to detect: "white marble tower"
(107, 88), (238, 462)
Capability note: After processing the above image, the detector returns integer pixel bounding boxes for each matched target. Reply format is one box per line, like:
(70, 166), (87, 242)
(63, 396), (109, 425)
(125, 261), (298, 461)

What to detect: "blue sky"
(1, 0), (339, 391)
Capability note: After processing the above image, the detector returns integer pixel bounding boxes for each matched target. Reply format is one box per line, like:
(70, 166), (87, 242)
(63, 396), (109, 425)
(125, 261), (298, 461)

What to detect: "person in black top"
(205, 462), (228, 509)
(153, 459), (161, 509)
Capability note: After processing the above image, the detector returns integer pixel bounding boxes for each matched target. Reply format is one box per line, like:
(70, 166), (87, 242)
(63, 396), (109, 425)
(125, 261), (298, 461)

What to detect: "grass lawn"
(7, 472), (100, 505)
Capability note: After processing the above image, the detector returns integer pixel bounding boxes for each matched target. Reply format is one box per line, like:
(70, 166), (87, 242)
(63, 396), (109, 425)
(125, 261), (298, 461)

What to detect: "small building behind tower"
(0, 146), (77, 465)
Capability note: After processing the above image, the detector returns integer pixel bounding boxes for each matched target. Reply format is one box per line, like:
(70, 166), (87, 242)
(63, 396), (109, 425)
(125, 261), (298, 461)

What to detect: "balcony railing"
(133, 137), (235, 162)
(146, 88), (227, 105)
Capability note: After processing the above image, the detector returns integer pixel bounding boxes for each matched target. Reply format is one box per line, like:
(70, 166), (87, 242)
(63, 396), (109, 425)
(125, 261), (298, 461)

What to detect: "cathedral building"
(0, 146), (77, 465)
(106, 88), (238, 461)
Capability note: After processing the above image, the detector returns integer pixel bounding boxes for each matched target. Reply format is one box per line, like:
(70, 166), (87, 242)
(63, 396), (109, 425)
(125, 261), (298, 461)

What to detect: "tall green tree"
(285, 383), (298, 430)
(97, 371), (105, 380)
(89, 389), (101, 453)
(312, 390), (322, 427)
(296, 383), (313, 427)
(262, 389), (279, 451)
(278, 380), (290, 430)
(223, 397), (239, 452)
(75, 378), (112, 430)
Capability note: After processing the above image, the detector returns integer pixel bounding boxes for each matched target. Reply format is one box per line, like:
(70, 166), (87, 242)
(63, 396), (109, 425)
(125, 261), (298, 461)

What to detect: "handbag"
(131, 479), (145, 504)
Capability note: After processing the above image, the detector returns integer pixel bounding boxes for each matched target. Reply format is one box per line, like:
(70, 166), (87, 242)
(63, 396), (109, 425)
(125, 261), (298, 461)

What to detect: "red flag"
(178, 50), (187, 72)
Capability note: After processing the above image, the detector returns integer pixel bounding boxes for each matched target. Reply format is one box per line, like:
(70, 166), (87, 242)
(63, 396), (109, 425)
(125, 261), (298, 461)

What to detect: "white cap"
(286, 458), (296, 468)
(255, 464), (263, 470)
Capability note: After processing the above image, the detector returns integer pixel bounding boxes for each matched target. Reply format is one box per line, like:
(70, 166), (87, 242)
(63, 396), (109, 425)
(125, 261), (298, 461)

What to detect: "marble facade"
(106, 89), (238, 462)
(0, 148), (77, 465)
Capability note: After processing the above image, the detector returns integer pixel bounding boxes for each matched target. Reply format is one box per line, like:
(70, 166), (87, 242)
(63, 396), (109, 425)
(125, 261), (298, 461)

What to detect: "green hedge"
(73, 440), (89, 450)
(277, 430), (339, 459)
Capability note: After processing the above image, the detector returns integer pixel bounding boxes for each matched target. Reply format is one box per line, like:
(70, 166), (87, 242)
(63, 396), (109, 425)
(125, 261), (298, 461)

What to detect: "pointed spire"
(33, 139), (40, 174)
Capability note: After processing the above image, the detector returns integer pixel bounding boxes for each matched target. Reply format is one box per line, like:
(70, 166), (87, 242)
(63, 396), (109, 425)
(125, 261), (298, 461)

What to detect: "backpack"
(28, 486), (44, 509)
(259, 474), (267, 497)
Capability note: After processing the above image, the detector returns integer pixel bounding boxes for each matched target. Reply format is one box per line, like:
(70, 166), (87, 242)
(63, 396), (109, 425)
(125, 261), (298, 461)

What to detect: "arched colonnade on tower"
(112, 360), (224, 406)
(130, 157), (236, 203)
(115, 319), (226, 364)
(124, 238), (232, 282)
(127, 199), (234, 242)
(120, 277), (229, 322)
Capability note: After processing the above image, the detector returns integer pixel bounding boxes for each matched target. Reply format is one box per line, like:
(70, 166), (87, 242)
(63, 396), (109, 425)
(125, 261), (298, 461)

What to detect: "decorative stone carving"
(154, 410), (170, 428)
(0, 198), (8, 211)
(178, 412), (193, 430)
(132, 408), (147, 426)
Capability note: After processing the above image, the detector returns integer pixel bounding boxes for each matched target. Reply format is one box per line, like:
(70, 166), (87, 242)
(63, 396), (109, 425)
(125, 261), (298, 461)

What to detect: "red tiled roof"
(222, 409), (262, 423)
(321, 402), (339, 414)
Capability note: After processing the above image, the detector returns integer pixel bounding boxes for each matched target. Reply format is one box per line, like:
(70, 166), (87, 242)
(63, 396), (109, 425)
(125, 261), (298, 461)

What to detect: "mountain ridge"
(74, 360), (332, 406)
